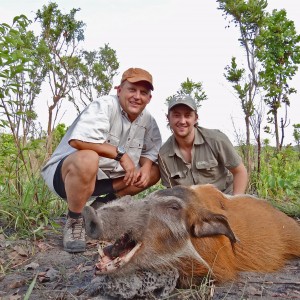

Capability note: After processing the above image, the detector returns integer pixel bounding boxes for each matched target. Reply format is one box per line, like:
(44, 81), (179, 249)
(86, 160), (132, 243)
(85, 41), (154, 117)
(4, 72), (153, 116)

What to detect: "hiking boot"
(63, 217), (86, 253)
(90, 193), (117, 210)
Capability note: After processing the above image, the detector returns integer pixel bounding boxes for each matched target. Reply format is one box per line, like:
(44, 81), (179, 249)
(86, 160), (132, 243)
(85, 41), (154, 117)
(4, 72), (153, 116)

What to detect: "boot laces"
(67, 218), (84, 239)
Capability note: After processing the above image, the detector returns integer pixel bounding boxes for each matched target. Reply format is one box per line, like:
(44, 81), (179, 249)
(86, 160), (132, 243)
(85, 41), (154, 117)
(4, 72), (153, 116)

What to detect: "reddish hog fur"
(182, 184), (300, 282)
(83, 184), (300, 283)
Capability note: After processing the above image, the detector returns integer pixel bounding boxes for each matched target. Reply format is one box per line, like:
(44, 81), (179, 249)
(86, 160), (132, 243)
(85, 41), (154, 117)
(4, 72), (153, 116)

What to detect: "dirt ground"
(0, 217), (299, 300)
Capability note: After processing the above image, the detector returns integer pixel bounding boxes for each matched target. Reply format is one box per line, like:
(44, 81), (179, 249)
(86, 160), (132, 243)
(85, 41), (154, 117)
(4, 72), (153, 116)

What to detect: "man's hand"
(119, 154), (139, 186)
(133, 164), (152, 188)
(133, 157), (153, 188)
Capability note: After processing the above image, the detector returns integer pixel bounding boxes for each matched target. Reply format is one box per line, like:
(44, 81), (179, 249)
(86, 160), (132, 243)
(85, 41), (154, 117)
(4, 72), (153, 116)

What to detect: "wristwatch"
(115, 146), (126, 161)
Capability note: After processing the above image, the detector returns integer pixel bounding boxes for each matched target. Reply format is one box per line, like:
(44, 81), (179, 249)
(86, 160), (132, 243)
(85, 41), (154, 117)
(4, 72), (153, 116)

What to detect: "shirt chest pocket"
(128, 139), (143, 165)
(169, 170), (195, 186)
(170, 170), (186, 179)
(195, 159), (219, 179)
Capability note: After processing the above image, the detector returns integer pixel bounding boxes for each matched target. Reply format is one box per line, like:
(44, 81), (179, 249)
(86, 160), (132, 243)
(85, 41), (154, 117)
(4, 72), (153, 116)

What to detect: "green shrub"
(252, 146), (300, 216)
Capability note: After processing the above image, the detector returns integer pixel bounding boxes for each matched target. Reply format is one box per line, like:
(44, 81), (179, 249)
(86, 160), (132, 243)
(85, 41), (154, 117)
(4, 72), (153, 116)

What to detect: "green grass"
(1, 176), (67, 239)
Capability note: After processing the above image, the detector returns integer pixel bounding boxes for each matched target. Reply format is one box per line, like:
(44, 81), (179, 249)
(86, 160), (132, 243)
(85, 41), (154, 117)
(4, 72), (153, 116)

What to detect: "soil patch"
(0, 217), (299, 300)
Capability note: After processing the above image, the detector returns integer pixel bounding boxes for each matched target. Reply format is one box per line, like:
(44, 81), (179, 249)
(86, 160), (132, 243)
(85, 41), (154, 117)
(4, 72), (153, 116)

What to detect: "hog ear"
(192, 213), (238, 245)
(82, 206), (102, 239)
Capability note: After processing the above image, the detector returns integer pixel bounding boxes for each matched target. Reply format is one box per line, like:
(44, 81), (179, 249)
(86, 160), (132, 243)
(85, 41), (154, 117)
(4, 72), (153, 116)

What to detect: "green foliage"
(52, 123), (67, 149)
(0, 15), (41, 127)
(165, 78), (208, 109)
(69, 44), (119, 108)
(1, 175), (66, 239)
(224, 57), (254, 116)
(36, 2), (85, 44)
(135, 181), (165, 199)
(293, 124), (300, 154)
(0, 3), (120, 239)
(34, 2), (119, 154)
(0, 133), (17, 187)
(251, 146), (300, 216)
(256, 9), (300, 149)
(35, 2), (87, 152)
(218, 0), (269, 172)
(217, 0), (267, 47)
(0, 126), (67, 239)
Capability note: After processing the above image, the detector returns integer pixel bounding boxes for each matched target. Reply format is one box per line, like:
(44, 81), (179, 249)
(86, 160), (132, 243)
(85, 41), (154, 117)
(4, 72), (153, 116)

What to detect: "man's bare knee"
(62, 150), (99, 180)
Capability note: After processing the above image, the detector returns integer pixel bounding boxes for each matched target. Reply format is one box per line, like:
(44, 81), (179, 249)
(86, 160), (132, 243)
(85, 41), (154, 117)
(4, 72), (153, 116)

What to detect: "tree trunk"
(274, 110), (280, 151)
(245, 115), (252, 175)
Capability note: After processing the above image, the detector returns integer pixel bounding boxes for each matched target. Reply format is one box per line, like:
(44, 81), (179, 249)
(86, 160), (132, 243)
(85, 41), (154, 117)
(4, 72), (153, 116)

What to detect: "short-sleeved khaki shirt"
(41, 95), (161, 195)
(158, 126), (241, 194)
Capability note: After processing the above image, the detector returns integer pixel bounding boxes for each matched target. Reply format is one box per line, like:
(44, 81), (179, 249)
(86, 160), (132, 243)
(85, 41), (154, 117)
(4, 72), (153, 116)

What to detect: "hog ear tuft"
(82, 206), (102, 239)
(192, 213), (238, 245)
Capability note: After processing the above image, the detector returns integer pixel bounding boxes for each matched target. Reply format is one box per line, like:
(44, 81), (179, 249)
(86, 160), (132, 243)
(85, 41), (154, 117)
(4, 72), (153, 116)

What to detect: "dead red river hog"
(82, 184), (300, 284)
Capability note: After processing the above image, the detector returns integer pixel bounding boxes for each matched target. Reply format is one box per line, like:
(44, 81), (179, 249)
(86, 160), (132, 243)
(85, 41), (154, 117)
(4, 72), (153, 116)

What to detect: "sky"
(1, 0), (300, 145)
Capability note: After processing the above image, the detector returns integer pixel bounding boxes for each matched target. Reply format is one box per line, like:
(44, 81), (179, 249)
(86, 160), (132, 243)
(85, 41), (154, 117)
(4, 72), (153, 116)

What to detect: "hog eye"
(164, 199), (182, 211)
(170, 204), (180, 210)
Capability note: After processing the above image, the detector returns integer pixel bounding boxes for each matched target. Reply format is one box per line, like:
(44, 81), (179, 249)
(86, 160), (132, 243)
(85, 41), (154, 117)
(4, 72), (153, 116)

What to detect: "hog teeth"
(95, 242), (142, 273)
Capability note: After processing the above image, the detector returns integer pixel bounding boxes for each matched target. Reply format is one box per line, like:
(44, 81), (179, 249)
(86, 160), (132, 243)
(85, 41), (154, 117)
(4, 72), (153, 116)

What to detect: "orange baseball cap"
(121, 68), (154, 90)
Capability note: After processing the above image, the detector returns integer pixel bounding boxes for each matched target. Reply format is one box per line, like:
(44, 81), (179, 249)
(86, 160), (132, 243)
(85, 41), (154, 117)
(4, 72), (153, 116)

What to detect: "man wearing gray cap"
(158, 95), (248, 194)
(41, 68), (161, 253)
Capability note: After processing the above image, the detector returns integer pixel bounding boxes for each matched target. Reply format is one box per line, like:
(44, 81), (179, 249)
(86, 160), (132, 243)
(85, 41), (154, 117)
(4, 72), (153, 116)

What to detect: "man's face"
(117, 81), (152, 122)
(168, 104), (198, 138)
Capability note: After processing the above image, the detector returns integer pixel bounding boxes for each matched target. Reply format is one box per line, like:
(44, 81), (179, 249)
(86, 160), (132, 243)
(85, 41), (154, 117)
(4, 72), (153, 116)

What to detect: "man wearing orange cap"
(41, 68), (161, 253)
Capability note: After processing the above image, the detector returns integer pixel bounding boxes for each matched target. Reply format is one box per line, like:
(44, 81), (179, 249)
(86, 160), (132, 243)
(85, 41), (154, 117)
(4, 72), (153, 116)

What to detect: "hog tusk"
(123, 242), (142, 263)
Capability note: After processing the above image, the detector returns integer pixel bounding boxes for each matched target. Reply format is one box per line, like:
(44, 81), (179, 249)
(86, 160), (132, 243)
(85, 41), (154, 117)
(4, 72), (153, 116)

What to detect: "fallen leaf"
(38, 267), (59, 282)
(8, 251), (27, 266)
(24, 262), (39, 270)
(13, 245), (28, 257)
(36, 241), (53, 252)
(9, 278), (26, 289)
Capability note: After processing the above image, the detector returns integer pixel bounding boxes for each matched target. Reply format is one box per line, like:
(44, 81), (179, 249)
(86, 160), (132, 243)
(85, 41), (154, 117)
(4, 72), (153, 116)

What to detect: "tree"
(217, 0), (267, 174)
(0, 15), (45, 198)
(256, 9), (300, 151)
(166, 77), (208, 109)
(68, 45), (119, 110)
(35, 2), (85, 154)
(35, 3), (119, 154)
(293, 124), (300, 156)
(224, 57), (265, 174)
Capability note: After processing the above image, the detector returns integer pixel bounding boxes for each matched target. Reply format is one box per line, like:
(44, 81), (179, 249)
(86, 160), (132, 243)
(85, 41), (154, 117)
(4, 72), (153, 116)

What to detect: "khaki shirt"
(41, 95), (162, 194)
(158, 127), (241, 194)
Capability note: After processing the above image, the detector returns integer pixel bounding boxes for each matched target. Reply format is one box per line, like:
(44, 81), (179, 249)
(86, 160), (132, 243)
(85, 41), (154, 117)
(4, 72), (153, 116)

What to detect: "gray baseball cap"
(168, 95), (197, 112)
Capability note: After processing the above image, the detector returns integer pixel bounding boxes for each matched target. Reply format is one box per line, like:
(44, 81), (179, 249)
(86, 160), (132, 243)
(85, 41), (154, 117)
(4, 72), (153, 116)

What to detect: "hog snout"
(82, 206), (102, 239)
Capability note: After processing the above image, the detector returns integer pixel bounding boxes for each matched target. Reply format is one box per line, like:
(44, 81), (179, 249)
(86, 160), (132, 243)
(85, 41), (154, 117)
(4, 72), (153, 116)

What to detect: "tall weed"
(1, 176), (66, 239)
(252, 146), (300, 216)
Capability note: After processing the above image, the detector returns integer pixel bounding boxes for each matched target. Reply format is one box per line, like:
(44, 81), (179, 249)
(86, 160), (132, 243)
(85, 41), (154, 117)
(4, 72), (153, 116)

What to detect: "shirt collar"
(169, 127), (205, 157)
(194, 127), (205, 145)
(120, 106), (144, 123)
(168, 135), (178, 156)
